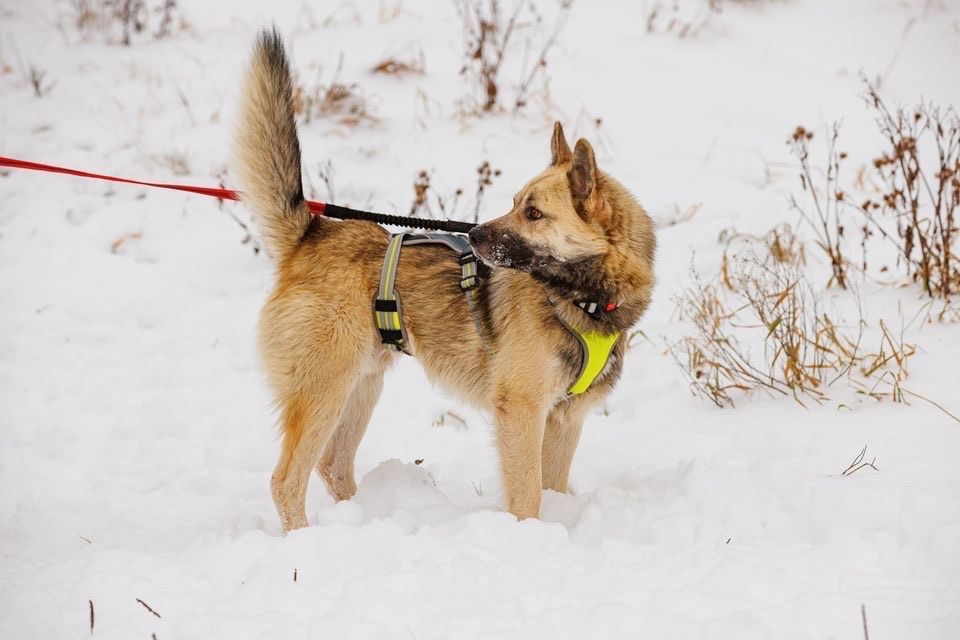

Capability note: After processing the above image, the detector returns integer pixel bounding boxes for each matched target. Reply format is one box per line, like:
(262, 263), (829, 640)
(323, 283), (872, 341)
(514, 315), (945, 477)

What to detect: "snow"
(1, 0), (960, 637)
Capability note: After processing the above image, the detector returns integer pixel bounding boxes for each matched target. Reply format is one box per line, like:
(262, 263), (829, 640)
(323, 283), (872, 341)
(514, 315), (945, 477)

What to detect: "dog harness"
(374, 232), (486, 354)
(558, 319), (621, 395)
(373, 232), (621, 395)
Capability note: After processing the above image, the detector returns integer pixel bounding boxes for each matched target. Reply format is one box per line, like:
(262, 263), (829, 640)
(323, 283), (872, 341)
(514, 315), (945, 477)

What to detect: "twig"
(223, 208), (261, 255)
(136, 598), (162, 619)
(432, 411), (468, 429)
(842, 446), (879, 476)
(900, 386), (960, 424)
(89, 600), (94, 634)
(175, 87), (197, 127)
(513, 1), (574, 112)
(861, 603), (869, 640)
(877, 17), (917, 89)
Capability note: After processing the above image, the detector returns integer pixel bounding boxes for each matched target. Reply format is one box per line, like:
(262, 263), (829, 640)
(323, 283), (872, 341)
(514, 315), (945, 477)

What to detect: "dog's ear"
(550, 121), (572, 166)
(568, 138), (598, 206)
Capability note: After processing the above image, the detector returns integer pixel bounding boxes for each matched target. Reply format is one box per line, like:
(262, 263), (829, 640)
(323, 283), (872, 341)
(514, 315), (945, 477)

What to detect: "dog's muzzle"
(468, 225), (537, 270)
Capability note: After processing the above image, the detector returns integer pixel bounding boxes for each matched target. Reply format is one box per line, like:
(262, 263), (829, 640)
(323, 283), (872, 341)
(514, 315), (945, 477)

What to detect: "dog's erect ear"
(550, 121), (572, 166)
(568, 138), (598, 204)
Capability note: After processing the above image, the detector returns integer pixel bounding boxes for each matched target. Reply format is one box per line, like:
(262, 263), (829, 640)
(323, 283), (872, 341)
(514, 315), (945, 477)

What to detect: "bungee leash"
(0, 155), (478, 234)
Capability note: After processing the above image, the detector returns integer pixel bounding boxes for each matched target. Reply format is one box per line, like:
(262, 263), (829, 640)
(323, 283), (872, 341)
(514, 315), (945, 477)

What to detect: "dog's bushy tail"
(233, 29), (312, 262)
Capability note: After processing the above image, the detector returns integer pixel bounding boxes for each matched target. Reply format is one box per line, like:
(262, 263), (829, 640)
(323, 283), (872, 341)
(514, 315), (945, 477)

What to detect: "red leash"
(0, 154), (478, 233)
(0, 155), (327, 214)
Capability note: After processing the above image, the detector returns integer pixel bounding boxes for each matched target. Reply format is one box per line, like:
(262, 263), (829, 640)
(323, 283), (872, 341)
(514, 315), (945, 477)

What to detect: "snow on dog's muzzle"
(468, 225), (538, 270)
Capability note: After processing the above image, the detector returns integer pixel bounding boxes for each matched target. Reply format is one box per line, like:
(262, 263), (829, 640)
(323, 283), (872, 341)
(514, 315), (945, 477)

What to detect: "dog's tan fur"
(234, 30), (655, 532)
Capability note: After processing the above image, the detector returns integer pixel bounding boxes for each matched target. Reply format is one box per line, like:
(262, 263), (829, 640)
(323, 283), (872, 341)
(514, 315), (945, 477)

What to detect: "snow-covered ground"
(2, 0), (959, 637)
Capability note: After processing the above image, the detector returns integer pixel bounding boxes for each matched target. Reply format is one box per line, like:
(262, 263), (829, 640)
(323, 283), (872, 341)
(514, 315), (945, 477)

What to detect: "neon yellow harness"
(563, 325), (621, 395)
(373, 232), (620, 396)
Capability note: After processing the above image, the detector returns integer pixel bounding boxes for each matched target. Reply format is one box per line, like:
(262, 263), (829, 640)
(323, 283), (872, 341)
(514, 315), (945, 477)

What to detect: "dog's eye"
(526, 207), (543, 221)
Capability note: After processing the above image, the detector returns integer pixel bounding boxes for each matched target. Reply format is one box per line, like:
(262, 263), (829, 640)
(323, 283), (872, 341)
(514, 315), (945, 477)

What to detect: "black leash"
(323, 204), (477, 234)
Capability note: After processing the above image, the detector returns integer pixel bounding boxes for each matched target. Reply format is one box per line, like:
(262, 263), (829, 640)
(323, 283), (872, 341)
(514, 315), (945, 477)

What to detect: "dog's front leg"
(493, 386), (549, 520)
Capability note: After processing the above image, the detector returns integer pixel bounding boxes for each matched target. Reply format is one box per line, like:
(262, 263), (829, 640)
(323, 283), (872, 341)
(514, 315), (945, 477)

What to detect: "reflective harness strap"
(374, 233), (409, 352)
(374, 233), (492, 357)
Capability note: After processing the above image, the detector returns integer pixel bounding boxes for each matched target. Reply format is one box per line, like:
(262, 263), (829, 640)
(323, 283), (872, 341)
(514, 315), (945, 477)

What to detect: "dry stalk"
(473, 161), (501, 222)
(455, 0), (573, 115)
(28, 66), (55, 97)
(69, 0), (181, 45)
(645, 0), (723, 39)
(372, 49), (425, 76)
(433, 411), (468, 429)
(136, 598), (162, 618)
(854, 81), (960, 302)
(513, 0), (574, 113)
(788, 124), (851, 289)
(842, 445), (878, 476)
(659, 202), (702, 228)
(294, 54), (377, 128)
(408, 161), (499, 221)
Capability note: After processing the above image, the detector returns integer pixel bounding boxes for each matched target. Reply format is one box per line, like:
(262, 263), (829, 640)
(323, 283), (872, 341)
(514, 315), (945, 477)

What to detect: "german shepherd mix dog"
(234, 30), (655, 532)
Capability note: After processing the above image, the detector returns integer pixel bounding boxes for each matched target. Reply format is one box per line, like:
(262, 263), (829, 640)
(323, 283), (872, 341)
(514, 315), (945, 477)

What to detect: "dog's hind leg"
(316, 367), (385, 501)
(271, 364), (360, 532)
(541, 399), (592, 493)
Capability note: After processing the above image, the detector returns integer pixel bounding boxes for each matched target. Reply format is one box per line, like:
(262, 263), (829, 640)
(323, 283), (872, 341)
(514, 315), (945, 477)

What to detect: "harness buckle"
(458, 251), (480, 291)
(460, 275), (480, 291)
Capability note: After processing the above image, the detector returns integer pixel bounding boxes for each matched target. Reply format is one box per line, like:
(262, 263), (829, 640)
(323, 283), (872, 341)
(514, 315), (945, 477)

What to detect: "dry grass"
(719, 223), (806, 281)
(645, 0), (763, 38)
(371, 49), (425, 76)
(789, 84), (959, 309)
(472, 161), (500, 222)
(454, 0), (573, 116)
(407, 161), (500, 221)
(28, 65), (55, 97)
(659, 202), (702, 228)
(670, 252), (915, 408)
(155, 150), (190, 177)
(69, 0), (182, 45)
(293, 54), (377, 128)
(645, 0), (722, 38)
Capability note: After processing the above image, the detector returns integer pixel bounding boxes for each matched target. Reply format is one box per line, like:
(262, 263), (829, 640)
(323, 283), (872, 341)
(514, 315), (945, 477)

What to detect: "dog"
(233, 29), (655, 532)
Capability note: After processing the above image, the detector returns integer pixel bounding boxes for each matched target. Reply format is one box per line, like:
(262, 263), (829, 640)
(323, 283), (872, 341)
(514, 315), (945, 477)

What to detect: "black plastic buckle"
(374, 299), (399, 312)
(377, 328), (403, 344)
(458, 252), (477, 266)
